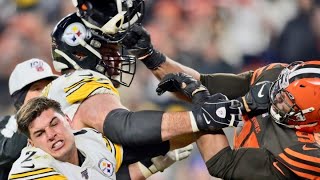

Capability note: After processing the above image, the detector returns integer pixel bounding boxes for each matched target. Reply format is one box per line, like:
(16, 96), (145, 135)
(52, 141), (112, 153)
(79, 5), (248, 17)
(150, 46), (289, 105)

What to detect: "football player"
(9, 97), (137, 179)
(0, 58), (58, 180)
(119, 24), (320, 178)
(44, 12), (242, 179)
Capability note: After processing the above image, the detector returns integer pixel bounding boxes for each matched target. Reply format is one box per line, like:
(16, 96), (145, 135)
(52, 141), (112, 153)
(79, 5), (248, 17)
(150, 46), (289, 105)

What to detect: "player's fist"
(241, 81), (272, 114)
(121, 24), (153, 58)
(191, 93), (242, 131)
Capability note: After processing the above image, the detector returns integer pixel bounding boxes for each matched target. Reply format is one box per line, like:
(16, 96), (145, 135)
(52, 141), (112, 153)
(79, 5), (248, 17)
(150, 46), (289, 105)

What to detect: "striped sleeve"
(277, 143), (320, 179)
(9, 167), (67, 180)
(63, 72), (119, 105)
(102, 136), (123, 172)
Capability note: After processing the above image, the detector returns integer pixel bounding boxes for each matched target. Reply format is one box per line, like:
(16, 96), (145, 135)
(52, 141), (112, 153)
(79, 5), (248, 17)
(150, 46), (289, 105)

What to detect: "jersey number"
(21, 151), (36, 168)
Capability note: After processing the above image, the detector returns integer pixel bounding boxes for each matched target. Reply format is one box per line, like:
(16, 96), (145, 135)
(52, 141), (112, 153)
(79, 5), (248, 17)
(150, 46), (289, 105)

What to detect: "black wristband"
(142, 50), (166, 70)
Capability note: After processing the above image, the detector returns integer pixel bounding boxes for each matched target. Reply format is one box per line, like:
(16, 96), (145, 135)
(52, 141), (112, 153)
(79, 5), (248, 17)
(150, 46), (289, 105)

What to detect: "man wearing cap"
(0, 58), (57, 180)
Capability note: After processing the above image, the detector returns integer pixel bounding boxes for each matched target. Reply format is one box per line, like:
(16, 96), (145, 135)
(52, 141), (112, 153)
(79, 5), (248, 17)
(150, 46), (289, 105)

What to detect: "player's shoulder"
(251, 63), (288, 85)
(73, 128), (106, 144)
(9, 146), (66, 180)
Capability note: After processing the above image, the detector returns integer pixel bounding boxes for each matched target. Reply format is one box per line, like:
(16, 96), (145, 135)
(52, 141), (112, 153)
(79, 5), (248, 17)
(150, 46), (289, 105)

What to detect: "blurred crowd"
(1, 0), (320, 179)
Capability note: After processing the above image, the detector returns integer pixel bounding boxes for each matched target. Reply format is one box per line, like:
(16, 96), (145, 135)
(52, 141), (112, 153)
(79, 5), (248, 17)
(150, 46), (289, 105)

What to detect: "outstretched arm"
(196, 134), (295, 179)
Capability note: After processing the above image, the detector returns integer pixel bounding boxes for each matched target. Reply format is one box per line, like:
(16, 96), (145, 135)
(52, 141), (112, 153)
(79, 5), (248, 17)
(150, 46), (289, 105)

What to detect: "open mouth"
(52, 140), (64, 151)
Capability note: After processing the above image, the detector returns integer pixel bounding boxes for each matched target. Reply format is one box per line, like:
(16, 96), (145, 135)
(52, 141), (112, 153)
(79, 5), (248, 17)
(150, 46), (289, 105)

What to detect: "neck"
(67, 147), (80, 166)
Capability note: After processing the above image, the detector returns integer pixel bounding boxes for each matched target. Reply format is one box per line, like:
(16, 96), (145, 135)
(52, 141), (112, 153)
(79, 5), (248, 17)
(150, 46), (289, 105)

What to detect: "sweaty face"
(28, 109), (76, 162)
(24, 79), (53, 104)
(271, 91), (294, 116)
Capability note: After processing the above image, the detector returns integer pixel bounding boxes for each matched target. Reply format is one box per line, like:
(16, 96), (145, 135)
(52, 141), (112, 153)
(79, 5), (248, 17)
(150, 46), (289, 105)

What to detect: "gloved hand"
(138, 144), (193, 178)
(121, 24), (166, 69)
(150, 144), (193, 172)
(240, 81), (272, 113)
(121, 24), (153, 58)
(190, 93), (242, 132)
(156, 72), (210, 104)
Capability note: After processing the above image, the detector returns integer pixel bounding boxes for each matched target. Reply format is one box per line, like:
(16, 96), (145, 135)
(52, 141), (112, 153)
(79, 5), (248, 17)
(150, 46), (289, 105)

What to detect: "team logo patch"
(62, 22), (89, 46)
(98, 158), (114, 177)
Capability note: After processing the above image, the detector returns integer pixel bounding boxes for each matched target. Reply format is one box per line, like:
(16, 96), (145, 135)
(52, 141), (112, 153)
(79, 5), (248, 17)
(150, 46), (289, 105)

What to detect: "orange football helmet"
(270, 61), (320, 133)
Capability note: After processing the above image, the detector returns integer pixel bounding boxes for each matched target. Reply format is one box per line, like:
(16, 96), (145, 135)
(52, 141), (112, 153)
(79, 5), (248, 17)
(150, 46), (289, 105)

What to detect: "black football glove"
(239, 81), (272, 113)
(191, 93), (242, 131)
(156, 72), (210, 104)
(121, 24), (153, 58)
(121, 24), (166, 70)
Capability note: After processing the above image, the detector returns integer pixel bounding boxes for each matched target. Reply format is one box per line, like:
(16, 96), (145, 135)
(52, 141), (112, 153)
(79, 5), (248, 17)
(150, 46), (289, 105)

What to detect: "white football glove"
(138, 144), (193, 178)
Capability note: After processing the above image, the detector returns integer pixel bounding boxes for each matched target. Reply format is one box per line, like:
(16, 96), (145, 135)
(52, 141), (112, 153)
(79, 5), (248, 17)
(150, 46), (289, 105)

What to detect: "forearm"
(196, 133), (229, 162)
(129, 163), (146, 180)
(150, 56), (201, 81)
(205, 147), (291, 179)
(161, 111), (193, 141)
(169, 132), (203, 150)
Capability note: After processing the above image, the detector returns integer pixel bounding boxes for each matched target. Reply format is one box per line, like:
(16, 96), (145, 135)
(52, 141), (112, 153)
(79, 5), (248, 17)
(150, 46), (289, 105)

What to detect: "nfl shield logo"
(98, 158), (114, 177)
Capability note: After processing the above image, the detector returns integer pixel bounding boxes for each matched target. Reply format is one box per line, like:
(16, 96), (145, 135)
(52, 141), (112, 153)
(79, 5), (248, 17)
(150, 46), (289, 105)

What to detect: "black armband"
(142, 50), (166, 70)
(103, 108), (164, 146)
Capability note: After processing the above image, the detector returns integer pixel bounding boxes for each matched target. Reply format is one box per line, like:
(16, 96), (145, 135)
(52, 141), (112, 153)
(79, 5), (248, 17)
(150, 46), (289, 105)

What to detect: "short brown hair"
(16, 97), (64, 137)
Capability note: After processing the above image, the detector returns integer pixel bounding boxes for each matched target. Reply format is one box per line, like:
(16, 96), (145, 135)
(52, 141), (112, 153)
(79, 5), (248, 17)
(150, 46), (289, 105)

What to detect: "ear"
(28, 139), (34, 146)
(65, 114), (72, 125)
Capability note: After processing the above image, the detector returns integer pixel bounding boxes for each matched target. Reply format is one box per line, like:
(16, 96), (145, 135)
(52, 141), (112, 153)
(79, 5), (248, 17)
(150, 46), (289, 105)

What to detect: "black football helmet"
(72, 0), (145, 42)
(51, 13), (136, 87)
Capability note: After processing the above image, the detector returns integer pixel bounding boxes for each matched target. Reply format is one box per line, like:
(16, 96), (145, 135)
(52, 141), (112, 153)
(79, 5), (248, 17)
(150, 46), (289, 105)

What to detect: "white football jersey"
(9, 128), (123, 180)
(42, 69), (120, 120)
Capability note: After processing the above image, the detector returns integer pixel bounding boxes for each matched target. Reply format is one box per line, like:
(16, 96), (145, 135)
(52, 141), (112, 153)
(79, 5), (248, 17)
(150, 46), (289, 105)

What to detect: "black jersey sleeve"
(0, 115), (27, 167)
(200, 63), (288, 99)
(200, 71), (253, 99)
(206, 147), (299, 180)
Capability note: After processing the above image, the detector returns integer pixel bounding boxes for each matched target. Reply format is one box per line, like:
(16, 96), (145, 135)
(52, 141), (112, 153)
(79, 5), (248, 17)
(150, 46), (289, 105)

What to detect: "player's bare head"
(72, 0), (145, 41)
(270, 61), (320, 133)
(16, 97), (64, 138)
(51, 13), (136, 87)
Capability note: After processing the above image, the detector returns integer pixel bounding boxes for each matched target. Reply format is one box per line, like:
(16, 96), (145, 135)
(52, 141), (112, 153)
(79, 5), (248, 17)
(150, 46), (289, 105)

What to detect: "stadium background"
(0, 0), (319, 179)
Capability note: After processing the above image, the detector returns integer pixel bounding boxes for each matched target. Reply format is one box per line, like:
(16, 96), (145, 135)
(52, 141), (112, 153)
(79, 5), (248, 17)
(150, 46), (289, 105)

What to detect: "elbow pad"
(103, 108), (164, 146)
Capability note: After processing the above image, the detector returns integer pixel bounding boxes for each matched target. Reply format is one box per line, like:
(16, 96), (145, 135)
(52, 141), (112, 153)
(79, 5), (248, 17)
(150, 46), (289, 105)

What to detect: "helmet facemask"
(52, 13), (136, 87)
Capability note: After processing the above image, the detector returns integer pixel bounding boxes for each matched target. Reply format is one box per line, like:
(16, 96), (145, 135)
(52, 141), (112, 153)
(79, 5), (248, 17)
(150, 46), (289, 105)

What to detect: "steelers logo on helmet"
(62, 22), (91, 46)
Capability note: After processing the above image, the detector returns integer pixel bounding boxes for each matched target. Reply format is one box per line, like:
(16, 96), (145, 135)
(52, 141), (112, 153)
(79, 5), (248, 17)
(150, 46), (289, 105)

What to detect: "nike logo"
(302, 144), (318, 151)
(21, 164), (35, 169)
(258, 83), (267, 98)
(202, 113), (211, 124)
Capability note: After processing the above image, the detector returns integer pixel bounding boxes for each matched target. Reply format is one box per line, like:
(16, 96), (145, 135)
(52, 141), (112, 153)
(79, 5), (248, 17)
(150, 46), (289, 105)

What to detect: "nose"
(46, 127), (56, 141)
